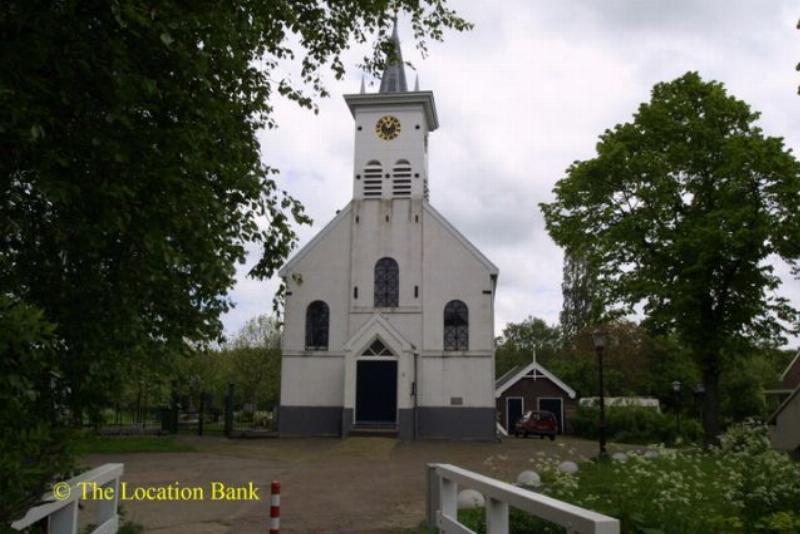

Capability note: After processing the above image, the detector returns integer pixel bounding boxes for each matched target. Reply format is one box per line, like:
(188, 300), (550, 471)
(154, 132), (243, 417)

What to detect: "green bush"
(460, 423), (800, 534)
(572, 405), (702, 444)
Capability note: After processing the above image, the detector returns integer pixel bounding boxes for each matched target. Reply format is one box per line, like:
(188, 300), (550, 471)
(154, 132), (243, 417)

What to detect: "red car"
(514, 410), (558, 440)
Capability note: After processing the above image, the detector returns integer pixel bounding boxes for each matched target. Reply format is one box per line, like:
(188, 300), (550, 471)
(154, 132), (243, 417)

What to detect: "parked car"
(514, 410), (558, 440)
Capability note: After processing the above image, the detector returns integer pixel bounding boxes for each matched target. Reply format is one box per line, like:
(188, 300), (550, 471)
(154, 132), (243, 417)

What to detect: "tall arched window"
(444, 300), (468, 351)
(305, 301), (329, 350)
(374, 257), (399, 307)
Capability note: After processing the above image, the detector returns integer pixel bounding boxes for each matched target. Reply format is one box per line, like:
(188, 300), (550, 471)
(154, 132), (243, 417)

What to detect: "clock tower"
(344, 23), (438, 201)
(277, 21), (498, 441)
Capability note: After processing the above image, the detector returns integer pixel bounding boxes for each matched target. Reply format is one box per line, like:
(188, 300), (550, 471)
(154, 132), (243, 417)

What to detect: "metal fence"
(88, 384), (276, 438)
(159, 384), (276, 437)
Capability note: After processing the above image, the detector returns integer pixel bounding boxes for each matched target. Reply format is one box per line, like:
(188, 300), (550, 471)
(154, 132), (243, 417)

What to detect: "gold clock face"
(375, 115), (401, 140)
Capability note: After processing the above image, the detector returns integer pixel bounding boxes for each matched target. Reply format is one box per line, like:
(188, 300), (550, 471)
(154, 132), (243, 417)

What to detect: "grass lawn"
(74, 434), (196, 454)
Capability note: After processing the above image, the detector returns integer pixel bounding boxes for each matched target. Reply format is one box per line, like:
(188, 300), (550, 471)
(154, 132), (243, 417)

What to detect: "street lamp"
(591, 328), (608, 458)
(672, 380), (682, 443)
(693, 382), (706, 425)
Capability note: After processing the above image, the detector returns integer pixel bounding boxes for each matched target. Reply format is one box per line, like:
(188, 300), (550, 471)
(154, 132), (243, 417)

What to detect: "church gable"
(423, 203), (498, 276)
(279, 203), (352, 278)
(343, 314), (415, 356)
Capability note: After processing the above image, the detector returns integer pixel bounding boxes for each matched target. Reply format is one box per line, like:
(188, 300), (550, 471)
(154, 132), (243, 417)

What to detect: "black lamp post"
(693, 382), (706, 423)
(591, 328), (608, 458)
(672, 380), (682, 443)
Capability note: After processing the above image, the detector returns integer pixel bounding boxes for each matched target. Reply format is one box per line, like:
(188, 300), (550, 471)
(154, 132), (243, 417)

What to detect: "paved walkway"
(85, 435), (629, 533)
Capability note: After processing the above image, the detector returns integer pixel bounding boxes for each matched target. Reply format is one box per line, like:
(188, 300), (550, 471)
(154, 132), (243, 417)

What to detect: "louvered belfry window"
(392, 159), (412, 197)
(444, 300), (468, 351)
(305, 300), (329, 350)
(363, 160), (383, 197)
(374, 257), (399, 307)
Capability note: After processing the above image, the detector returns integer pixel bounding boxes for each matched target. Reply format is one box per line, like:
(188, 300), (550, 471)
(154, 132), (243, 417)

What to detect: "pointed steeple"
(360, 75), (366, 94)
(379, 18), (408, 93)
(414, 73), (419, 92)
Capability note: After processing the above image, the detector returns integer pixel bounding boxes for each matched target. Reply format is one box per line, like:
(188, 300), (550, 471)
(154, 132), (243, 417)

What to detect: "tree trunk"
(702, 362), (721, 447)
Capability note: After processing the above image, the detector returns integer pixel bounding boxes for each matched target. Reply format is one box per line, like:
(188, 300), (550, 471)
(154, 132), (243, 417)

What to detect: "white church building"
(277, 26), (498, 440)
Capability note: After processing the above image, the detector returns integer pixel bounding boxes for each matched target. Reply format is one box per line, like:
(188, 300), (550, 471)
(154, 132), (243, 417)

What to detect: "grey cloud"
(220, 1), (800, 347)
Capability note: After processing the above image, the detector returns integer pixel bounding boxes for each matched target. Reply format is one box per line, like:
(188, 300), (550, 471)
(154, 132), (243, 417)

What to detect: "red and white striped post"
(269, 481), (281, 534)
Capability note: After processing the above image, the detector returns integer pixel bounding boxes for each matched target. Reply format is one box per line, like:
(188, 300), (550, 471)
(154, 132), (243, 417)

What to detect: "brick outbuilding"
(495, 361), (577, 434)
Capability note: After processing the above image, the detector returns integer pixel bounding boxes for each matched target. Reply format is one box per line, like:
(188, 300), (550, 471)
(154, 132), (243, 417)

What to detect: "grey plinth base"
(417, 407), (496, 441)
(278, 406), (343, 437)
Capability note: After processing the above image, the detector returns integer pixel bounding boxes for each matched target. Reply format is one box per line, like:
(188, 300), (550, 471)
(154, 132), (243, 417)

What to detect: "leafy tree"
(541, 72), (800, 443)
(495, 316), (561, 377)
(0, 296), (73, 526)
(1, 1), (470, 525)
(560, 251), (601, 343)
(224, 314), (282, 410)
(549, 321), (697, 400)
(229, 314), (281, 350)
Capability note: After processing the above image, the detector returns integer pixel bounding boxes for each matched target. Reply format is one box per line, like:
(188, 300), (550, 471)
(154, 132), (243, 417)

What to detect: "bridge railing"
(426, 463), (619, 534)
(12, 463), (124, 534)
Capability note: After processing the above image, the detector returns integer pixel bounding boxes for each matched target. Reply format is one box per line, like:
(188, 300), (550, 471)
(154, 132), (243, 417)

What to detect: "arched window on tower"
(363, 160), (383, 198)
(444, 300), (468, 351)
(305, 301), (329, 350)
(374, 257), (399, 307)
(392, 159), (412, 197)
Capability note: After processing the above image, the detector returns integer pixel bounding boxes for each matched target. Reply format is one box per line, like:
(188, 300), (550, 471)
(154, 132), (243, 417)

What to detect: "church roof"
(278, 203), (352, 278)
(495, 361), (576, 399)
(424, 204), (499, 276)
(278, 202), (498, 280)
(379, 19), (407, 93)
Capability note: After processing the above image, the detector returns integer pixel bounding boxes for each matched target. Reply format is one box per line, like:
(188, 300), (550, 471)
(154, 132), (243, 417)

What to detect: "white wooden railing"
(426, 464), (619, 534)
(12, 463), (124, 534)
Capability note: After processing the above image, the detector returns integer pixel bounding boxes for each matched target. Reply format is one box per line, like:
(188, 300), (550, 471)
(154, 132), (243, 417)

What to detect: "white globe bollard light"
(557, 461), (579, 474)
(516, 470), (542, 488)
(611, 452), (628, 462)
(457, 489), (485, 509)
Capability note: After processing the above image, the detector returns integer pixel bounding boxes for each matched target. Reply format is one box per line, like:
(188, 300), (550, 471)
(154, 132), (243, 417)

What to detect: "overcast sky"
(222, 0), (800, 348)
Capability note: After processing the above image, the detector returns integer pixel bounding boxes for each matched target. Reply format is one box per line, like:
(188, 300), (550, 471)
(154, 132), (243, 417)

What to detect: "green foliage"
(495, 316), (561, 378)
(719, 346), (792, 423)
(0, 296), (74, 527)
(540, 71), (800, 441)
(560, 251), (602, 342)
(461, 425), (800, 534)
(496, 315), (785, 435)
(572, 405), (703, 445)
(1, 3), (469, 529)
(497, 317), (699, 402)
(172, 314), (282, 412)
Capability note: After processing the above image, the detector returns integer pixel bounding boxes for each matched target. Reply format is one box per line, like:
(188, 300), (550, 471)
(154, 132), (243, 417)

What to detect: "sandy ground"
(83, 435), (633, 533)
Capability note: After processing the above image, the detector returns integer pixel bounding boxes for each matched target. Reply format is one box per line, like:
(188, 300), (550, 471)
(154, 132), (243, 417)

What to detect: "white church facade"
(277, 26), (498, 440)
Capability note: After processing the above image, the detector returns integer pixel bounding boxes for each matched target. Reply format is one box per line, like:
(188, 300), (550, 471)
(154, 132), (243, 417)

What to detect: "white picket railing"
(427, 463), (619, 534)
(12, 463), (124, 534)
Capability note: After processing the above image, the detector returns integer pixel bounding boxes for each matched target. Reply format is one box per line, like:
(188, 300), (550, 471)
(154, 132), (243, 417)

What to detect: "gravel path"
(84, 435), (633, 533)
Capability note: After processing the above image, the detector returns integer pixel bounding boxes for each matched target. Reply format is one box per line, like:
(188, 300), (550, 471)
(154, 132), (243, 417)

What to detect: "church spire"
(378, 18), (408, 93)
